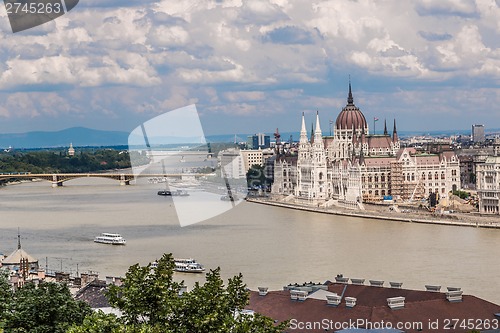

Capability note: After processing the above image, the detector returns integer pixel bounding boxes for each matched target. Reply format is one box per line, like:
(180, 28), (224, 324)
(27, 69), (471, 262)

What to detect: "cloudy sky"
(0, 0), (499, 136)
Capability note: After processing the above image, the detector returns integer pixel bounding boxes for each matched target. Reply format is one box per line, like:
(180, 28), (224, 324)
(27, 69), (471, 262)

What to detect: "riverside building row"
(272, 83), (461, 208)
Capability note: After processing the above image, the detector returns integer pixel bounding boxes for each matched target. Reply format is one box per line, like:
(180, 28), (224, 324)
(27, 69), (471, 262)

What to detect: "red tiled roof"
(364, 157), (395, 167)
(367, 136), (392, 149)
(415, 155), (440, 165)
(440, 151), (457, 162)
(247, 283), (500, 333)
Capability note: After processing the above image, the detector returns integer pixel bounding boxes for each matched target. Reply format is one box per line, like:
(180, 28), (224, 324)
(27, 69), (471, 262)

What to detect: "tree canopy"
(0, 271), (91, 333)
(0, 149), (147, 175)
(70, 253), (288, 333)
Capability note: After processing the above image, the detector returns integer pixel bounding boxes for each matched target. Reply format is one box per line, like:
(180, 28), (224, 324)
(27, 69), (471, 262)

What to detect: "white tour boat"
(94, 233), (126, 245)
(174, 258), (205, 273)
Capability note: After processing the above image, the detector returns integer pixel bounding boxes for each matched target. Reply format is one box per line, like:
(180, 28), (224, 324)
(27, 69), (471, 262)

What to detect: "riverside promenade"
(247, 197), (500, 229)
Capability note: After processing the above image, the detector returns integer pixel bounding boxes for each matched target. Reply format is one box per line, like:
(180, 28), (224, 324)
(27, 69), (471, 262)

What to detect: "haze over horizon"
(0, 1), (499, 136)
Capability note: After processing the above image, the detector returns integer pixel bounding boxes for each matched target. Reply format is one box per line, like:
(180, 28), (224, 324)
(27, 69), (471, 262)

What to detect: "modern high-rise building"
(247, 133), (270, 149)
(472, 124), (485, 143)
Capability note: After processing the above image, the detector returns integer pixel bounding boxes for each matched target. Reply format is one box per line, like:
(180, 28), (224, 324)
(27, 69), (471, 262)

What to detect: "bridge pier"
(52, 174), (63, 187)
(119, 174), (130, 186)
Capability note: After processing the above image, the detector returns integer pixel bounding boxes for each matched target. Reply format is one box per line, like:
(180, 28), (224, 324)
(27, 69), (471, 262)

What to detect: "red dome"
(335, 104), (367, 130)
(335, 82), (367, 130)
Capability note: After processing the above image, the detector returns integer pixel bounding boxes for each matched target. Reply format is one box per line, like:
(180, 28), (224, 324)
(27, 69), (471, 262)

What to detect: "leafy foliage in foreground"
(69, 253), (288, 333)
(0, 271), (91, 333)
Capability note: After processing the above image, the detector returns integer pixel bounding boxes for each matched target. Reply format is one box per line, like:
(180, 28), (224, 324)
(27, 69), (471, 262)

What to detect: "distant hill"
(0, 127), (129, 149)
(0, 126), (487, 149)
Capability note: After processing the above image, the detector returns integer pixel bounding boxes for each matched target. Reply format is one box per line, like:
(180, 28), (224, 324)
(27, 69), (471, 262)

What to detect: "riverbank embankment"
(246, 197), (500, 229)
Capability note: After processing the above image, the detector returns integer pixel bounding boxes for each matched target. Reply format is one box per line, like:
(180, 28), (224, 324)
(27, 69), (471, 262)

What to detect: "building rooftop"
(2, 248), (37, 265)
(247, 282), (500, 333)
(74, 279), (110, 308)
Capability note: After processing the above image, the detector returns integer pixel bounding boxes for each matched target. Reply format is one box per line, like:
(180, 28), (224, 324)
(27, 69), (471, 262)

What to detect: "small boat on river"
(94, 233), (126, 245)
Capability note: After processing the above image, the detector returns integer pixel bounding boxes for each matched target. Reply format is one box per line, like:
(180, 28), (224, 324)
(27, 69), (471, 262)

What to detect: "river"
(1, 177), (499, 305)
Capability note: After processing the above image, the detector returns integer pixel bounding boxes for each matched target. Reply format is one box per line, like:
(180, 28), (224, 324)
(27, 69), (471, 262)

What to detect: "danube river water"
(1, 177), (500, 305)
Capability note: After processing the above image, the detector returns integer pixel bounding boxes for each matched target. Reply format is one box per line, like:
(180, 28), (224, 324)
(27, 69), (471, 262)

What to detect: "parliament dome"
(335, 83), (367, 131)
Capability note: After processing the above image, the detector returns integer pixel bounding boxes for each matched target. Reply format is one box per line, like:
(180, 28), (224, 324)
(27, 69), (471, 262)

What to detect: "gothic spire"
(315, 111), (322, 135)
(393, 119), (399, 142)
(384, 119), (388, 136)
(17, 227), (21, 250)
(300, 112), (308, 143)
(347, 77), (354, 105)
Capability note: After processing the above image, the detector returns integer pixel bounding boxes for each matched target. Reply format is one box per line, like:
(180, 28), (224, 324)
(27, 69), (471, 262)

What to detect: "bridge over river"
(0, 172), (207, 187)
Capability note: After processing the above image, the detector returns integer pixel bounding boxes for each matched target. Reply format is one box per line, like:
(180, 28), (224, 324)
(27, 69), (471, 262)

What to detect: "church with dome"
(272, 83), (460, 208)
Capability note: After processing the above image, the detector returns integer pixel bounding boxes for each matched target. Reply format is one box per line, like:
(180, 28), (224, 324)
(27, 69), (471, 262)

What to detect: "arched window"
(441, 172), (445, 180)
(434, 173), (438, 180)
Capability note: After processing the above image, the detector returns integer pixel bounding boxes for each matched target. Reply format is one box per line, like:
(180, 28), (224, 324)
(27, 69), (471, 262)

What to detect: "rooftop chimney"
(390, 282), (403, 289)
(387, 296), (405, 310)
(425, 285), (441, 292)
(326, 293), (341, 306)
(351, 278), (365, 285)
(345, 296), (357, 308)
(335, 276), (349, 284)
(446, 289), (463, 302)
(258, 287), (269, 296)
(369, 280), (384, 287)
(290, 289), (308, 302)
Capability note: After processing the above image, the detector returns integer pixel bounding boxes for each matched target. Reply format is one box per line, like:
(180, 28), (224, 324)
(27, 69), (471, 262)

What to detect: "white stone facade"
(272, 86), (460, 207)
(476, 156), (500, 214)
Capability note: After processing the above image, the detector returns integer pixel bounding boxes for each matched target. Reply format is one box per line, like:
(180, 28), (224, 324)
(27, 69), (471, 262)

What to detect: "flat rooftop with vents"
(248, 278), (500, 333)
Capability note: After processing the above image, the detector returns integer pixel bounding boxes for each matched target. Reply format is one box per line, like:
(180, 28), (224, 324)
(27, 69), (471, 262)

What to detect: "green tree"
(107, 253), (183, 328)
(99, 253), (287, 333)
(4, 281), (91, 333)
(66, 311), (122, 333)
(0, 270), (13, 331)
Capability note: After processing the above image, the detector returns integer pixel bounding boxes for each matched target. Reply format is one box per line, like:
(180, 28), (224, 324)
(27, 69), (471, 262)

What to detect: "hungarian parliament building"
(272, 84), (460, 208)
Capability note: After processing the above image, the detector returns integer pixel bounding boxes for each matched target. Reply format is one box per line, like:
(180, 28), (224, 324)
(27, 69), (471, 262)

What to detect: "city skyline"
(0, 1), (499, 135)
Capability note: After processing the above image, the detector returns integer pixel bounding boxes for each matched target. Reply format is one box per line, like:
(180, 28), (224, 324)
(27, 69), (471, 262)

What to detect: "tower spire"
(315, 111), (322, 135)
(300, 112), (308, 143)
(347, 76), (354, 105)
(393, 119), (399, 142)
(384, 119), (388, 136)
(17, 227), (21, 250)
